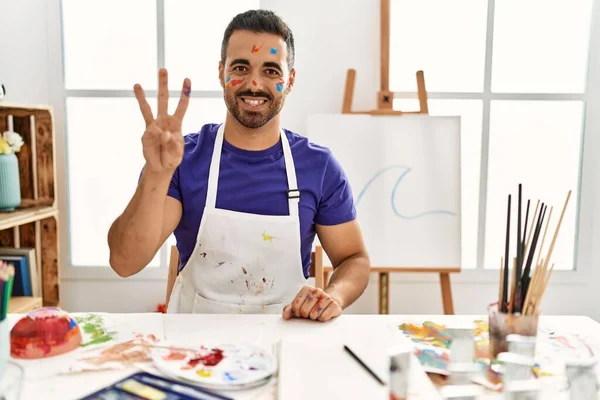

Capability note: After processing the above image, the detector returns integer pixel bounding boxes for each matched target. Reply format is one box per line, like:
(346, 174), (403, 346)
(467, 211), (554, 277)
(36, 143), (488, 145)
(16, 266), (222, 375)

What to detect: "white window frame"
(390, 0), (599, 286)
(50, 0), (226, 281)
(48, 0), (599, 284)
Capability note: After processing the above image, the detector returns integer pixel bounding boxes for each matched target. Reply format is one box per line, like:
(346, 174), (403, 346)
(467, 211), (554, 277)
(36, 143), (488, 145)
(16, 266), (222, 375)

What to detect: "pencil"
(0, 269), (4, 322)
(1, 265), (15, 321)
(343, 345), (385, 386)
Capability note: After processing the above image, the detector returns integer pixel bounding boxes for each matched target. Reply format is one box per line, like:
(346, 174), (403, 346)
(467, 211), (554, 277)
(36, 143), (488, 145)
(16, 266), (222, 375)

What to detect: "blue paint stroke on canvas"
(355, 165), (456, 219)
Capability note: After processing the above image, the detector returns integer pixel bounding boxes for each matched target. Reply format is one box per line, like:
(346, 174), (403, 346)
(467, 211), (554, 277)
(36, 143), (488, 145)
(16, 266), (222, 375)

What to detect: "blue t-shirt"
(167, 123), (356, 278)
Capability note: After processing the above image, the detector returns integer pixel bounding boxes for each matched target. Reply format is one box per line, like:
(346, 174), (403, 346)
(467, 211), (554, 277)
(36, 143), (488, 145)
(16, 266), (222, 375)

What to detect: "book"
(0, 255), (31, 296)
(0, 247), (39, 297)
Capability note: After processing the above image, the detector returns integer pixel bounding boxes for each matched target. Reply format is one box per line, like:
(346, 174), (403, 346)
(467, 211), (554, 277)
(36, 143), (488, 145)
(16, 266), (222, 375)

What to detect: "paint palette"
(150, 343), (277, 390)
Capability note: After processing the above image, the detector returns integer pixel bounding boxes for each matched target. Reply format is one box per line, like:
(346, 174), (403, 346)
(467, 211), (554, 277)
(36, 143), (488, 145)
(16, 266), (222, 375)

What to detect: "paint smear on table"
(74, 314), (117, 347)
(76, 334), (161, 368)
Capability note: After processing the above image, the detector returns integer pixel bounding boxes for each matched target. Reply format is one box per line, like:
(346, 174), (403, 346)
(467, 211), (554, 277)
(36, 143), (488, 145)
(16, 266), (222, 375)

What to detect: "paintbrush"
(516, 205), (546, 313)
(517, 184), (522, 287)
(521, 191), (570, 315)
(542, 191), (572, 271)
(523, 205), (547, 279)
(343, 345), (385, 386)
(536, 206), (553, 266)
(524, 200), (540, 260)
(502, 194), (511, 312)
(522, 199), (531, 265)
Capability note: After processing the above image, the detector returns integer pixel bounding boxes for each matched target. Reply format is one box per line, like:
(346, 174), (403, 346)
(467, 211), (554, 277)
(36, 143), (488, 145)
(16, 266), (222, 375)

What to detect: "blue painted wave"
(355, 165), (456, 219)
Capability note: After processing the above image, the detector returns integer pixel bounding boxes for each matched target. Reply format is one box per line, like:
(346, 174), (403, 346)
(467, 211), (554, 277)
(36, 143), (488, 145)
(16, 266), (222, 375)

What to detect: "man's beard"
(224, 89), (283, 129)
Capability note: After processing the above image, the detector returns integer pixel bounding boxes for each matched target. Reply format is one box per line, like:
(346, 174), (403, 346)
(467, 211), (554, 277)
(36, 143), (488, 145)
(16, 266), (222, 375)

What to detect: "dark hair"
(221, 9), (295, 69)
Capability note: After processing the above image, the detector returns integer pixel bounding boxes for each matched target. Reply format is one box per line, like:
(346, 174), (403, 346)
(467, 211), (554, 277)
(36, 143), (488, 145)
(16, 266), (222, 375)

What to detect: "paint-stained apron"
(167, 123), (307, 314)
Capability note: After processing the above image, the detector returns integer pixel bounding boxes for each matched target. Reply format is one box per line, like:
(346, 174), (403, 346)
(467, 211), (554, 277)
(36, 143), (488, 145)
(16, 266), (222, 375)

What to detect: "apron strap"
(280, 129), (300, 217)
(205, 124), (225, 209)
(206, 124), (300, 217)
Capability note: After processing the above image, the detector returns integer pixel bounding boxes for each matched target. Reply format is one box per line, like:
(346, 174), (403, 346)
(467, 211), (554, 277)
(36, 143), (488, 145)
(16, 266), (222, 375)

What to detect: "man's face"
(220, 30), (295, 129)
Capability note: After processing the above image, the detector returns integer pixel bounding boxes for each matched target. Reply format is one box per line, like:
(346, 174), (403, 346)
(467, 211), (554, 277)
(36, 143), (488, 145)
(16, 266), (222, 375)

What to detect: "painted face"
(220, 31), (295, 129)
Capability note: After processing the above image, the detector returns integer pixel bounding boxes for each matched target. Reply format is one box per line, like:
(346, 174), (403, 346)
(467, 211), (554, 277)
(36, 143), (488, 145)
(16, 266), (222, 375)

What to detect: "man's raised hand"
(134, 68), (191, 174)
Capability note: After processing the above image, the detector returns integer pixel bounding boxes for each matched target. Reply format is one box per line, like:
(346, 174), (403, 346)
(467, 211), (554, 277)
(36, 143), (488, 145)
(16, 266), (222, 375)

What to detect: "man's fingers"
(318, 302), (341, 322)
(291, 287), (311, 317)
(310, 297), (332, 321)
(300, 289), (320, 318)
(134, 84), (154, 126)
(142, 123), (162, 145)
(164, 131), (183, 153)
(157, 68), (169, 117)
(173, 78), (191, 121)
(282, 304), (293, 320)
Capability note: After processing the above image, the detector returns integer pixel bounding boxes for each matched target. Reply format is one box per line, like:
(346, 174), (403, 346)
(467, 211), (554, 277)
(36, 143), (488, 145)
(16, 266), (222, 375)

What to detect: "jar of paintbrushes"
(489, 185), (571, 361)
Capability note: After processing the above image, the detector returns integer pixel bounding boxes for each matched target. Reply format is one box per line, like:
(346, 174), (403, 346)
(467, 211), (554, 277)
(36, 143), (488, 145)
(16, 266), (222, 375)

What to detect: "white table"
(5, 314), (600, 399)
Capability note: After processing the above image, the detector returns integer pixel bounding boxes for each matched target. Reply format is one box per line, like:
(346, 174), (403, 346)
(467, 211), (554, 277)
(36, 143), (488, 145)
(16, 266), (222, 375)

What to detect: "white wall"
(2, 0), (600, 318)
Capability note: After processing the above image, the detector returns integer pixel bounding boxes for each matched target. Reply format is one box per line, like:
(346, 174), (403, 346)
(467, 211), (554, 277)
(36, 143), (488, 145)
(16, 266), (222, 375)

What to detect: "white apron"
(167, 124), (307, 314)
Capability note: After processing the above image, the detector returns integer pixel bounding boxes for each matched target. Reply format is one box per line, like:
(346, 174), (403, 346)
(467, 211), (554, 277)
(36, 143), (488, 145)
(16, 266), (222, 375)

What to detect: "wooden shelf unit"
(0, 104), (60, 310)
(8, 296), (43, 313)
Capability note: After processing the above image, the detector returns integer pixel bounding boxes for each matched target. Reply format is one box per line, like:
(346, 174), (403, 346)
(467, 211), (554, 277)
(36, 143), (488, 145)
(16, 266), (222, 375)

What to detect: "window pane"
(168, 98), (227, 134)
(484, 101), (582, 271)
(66, 98), (160, 267)
(390, 0), (488, 92)
(67, 97), (226, 266)
(394, 99), (483, 270)
(491, 0), (593, 93)
(164, 0), (260, 91)
(61, 0), (157, 90)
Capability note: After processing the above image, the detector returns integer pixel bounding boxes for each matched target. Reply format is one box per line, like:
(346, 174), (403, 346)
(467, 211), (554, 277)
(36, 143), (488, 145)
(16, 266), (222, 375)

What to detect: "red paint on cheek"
(231, 79), (244, 87)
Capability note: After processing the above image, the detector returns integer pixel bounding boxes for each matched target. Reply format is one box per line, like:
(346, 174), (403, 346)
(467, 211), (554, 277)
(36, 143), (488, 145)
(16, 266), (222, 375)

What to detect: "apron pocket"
(192, 292), (285, 315)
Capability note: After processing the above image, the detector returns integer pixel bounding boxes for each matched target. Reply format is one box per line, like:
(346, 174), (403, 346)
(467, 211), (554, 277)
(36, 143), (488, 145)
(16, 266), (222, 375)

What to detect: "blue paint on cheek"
(226, 76), (231, 83)
(270, 48), (277, 54)
(276, 83), (284, 92)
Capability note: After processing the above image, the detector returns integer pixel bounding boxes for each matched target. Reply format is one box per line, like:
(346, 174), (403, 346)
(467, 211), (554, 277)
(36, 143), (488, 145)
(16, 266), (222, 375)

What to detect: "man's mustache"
(236, 90), (272, 100)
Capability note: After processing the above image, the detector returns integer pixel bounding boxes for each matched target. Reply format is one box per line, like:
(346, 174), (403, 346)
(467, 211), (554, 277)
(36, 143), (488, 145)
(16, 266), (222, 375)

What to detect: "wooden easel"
(320, 0), (460, 315)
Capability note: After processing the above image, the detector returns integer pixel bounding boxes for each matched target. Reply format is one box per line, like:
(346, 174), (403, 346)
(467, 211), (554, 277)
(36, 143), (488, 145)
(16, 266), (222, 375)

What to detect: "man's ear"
(218, 61), (225, 89)
(285, 68), (296, 94)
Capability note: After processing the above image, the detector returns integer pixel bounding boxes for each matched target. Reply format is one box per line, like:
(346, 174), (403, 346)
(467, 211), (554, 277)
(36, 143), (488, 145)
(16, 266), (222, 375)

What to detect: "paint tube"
(448, 362), (482, 385)
(497, 352), (534, 383)
(503, 379), (540, 400)
(447, 327), (475, 363)
(447, 327), (480, 386)
(565, 358), (597, 400)
(388, 347), (411, 400)
(439, 383), (484, 400)
(506, 334), (537, 358)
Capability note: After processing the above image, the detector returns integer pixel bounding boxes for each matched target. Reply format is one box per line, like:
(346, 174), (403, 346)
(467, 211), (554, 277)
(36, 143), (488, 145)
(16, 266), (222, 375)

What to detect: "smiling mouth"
(239, 97), (268, 108)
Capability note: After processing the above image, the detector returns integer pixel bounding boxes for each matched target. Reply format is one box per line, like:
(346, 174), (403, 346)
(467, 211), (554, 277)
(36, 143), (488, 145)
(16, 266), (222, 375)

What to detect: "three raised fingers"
(135, 69), (191, 126)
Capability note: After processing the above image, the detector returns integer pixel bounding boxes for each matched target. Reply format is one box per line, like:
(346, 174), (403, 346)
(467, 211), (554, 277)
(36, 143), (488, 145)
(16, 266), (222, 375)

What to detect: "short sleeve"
(166, 168), (182, 202)
(314, 152), (357, 226)
(137, 166), (182, 202)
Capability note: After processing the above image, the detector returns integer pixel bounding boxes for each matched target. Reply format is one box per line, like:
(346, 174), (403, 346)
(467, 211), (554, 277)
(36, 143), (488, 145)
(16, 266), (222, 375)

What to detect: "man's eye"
(265, 69), (280, 75)
(233, 66), (247, 72)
